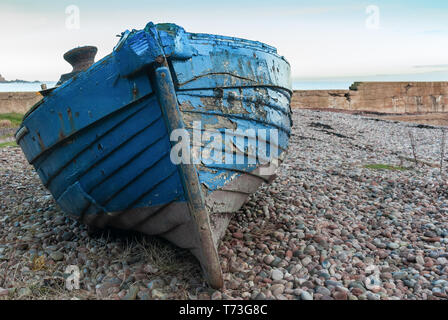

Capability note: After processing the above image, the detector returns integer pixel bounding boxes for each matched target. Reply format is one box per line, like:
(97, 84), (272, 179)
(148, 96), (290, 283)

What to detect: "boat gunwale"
(187, 32), (276, 52)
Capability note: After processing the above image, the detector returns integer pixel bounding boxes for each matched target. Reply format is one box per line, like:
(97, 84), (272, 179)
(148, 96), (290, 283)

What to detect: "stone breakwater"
(0, 92), (42, 114)
(292, 82), (448, 114)
(0, 109), (447, 300)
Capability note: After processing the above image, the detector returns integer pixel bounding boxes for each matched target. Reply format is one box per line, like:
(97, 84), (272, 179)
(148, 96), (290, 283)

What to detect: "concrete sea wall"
(2, 82), (448, 116)
(0, 92), (42, 114)
(292, 82), (448, 114)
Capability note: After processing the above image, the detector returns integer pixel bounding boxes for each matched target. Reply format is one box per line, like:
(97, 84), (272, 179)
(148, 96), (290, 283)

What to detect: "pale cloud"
(0, 1), (447, 81)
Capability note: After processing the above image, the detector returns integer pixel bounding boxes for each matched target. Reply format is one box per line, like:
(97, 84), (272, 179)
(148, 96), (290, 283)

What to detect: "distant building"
(0, 74), (6, 82)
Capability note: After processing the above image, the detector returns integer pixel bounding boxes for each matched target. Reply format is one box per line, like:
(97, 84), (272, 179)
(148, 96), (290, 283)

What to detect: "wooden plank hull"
(16, 22), (292, 288)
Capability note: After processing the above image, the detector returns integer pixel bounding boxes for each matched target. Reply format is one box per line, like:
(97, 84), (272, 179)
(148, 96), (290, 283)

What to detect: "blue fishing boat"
(16, 22), (292, 288)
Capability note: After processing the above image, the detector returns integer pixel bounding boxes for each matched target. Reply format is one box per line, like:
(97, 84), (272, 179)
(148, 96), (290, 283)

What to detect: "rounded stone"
(271, 269), (284, 281)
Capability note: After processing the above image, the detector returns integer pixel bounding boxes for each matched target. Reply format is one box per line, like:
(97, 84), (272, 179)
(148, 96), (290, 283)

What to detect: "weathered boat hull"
(16, 22), (292, 288)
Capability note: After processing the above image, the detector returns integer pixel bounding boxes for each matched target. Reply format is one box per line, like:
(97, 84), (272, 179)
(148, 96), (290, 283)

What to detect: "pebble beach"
(0, 109), (447, 300)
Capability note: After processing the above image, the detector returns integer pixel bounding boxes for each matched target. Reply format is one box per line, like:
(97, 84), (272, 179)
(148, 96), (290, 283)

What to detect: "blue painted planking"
(44, 100), (164, 198)
(33, 97), (155, 185)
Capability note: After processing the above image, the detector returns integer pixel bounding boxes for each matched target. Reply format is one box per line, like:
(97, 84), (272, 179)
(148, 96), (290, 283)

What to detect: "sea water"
(2, 81), (349, 92)
(1, 73), (445, 92)
(0, 82), (57, 92)
(293, 81), (354, 90)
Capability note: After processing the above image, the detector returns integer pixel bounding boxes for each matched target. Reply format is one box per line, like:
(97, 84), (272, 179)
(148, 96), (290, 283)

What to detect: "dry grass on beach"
(0, 113), (21, 147)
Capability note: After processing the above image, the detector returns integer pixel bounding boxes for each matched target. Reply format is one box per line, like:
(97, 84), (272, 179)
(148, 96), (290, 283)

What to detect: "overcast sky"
(1, 0), (447, 81)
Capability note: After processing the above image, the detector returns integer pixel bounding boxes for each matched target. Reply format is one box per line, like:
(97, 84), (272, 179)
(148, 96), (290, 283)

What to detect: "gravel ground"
(0, 109), (447, 300)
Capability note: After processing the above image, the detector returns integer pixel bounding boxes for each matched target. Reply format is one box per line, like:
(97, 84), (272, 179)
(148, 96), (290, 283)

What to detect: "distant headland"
(0, 74), (40, 84)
